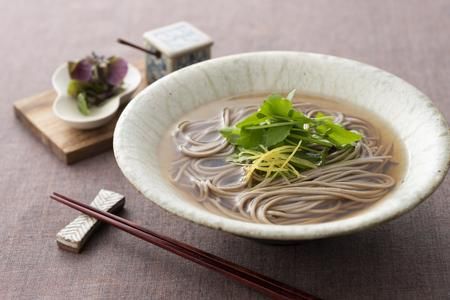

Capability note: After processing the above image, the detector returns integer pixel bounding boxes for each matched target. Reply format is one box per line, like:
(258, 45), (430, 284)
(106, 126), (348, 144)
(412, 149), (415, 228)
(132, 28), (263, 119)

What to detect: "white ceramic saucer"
(52, 62), (141, 130)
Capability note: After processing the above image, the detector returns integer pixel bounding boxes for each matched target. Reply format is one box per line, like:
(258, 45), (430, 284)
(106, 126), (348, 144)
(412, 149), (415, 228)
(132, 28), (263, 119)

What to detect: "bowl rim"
(114, 51), (450, 240)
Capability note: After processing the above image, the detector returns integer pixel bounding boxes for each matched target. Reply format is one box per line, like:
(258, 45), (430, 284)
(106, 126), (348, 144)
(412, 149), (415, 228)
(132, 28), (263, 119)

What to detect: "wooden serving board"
(14, 62), (146, 165)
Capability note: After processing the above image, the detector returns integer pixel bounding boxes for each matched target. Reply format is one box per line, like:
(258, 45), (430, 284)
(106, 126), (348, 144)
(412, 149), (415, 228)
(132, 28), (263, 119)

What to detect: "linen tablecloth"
(1, 1), (449, 299)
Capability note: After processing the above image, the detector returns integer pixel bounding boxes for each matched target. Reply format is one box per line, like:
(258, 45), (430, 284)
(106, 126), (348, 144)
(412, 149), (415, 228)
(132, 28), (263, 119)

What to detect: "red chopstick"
(51, 192), (321, 300)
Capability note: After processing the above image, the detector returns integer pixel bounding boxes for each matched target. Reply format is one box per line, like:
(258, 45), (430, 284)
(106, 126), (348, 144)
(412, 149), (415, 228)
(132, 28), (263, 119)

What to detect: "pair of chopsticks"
(50, 192), (320, 300)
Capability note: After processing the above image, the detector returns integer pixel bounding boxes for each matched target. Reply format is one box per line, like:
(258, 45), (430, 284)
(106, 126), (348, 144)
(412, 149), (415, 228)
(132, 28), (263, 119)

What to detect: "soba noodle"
(168, 102), (396, 225)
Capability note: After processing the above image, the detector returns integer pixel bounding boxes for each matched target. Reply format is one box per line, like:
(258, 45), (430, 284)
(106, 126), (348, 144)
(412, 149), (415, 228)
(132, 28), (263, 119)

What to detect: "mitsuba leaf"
(264, 125), (292, 147)
(236, 128), (265, 149)
(315, 112), (361, 147)
(259, 95), (292, 117)
(317, 123), (361, 147)
(289, 108), (310, 124)
(226, 125), (293, 149)
(220, 127), (241, 144)
(259, 94), (310, 124)
(235, 111), (268, 128)
(219, 93), (366, 181)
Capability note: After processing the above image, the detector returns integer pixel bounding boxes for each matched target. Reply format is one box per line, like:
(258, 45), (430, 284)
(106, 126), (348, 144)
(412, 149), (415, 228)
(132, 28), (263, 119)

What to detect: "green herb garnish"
(220, 92), (362, 182)
(76, 92), (90, 116)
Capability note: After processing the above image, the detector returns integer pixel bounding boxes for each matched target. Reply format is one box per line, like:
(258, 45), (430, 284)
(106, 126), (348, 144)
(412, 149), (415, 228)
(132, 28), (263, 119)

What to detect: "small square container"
(143, 22), (213, 84)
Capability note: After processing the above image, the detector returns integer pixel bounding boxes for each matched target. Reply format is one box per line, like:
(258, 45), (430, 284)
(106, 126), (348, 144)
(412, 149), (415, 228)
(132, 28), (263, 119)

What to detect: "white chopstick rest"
(56, 189), (125, 253)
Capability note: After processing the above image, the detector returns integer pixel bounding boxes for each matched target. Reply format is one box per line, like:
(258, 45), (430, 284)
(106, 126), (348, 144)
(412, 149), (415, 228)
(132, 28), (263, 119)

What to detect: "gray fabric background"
(1, 1), (449, 299)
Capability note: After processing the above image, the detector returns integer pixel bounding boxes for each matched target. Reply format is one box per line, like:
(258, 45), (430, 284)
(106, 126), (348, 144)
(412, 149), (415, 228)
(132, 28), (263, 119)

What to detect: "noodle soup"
(160, 93), (406, 225)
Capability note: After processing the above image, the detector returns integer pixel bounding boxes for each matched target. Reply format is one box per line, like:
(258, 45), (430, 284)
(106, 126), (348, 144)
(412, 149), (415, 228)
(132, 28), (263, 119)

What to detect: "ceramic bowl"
(52, 63), (141, 130)
(113, 52), (449, 241)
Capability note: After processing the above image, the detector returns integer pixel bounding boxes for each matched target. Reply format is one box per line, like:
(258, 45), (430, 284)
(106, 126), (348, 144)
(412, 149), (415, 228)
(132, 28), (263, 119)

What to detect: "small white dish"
(52, 62), (141, 130)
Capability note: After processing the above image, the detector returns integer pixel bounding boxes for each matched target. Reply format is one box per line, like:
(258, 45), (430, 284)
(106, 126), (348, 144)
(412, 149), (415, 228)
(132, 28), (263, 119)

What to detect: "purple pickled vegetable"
(68, 58), (93, 81)
(106, 57), (128, 86)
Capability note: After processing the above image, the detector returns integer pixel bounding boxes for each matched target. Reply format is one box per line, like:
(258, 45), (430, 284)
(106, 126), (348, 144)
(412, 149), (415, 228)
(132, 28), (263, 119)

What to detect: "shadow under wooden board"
(13, 62), (147, 165)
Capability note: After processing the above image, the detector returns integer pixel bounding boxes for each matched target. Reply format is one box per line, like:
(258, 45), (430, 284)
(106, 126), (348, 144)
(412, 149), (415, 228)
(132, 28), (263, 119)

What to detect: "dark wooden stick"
(51, 193), (321, 300)
(117, 38), (161, 58)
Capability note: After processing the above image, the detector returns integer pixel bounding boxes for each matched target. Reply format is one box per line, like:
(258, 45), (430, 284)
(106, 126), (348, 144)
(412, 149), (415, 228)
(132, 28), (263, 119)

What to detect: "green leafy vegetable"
(315, 112), (362, 147)
(221, 93), (361, 149)
(235, 112), (268, 128)
(259, 95), (293, 117)
(220, 91), (363, 182)
(264, 125), (292, 146)
(77, 93), (90, 116)
(232, 125), (293, 149)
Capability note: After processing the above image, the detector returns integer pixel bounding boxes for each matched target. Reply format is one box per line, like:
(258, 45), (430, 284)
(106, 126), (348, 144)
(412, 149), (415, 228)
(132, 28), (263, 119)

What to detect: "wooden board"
(14, 62), (146, 164)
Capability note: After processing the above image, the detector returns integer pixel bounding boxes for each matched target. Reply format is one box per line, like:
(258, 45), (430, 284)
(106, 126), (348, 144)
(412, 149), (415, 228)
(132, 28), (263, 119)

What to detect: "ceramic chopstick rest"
(56, 189), (125, 253)
(143, 21), (213, 84)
